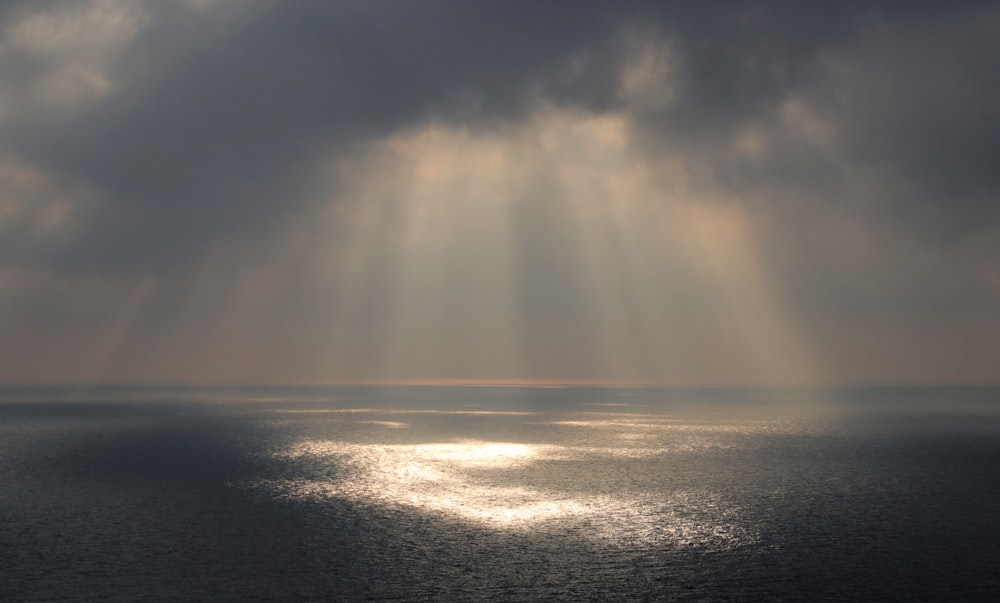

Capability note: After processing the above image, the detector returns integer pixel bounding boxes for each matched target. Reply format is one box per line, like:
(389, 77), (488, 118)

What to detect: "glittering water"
(2, 385), (1000, 600)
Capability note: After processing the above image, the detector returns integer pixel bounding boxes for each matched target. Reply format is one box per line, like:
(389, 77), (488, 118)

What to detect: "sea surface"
(2, 384), (1000, 601)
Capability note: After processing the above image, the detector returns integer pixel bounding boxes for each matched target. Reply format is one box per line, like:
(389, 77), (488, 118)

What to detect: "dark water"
(2, 385), (1000, 601)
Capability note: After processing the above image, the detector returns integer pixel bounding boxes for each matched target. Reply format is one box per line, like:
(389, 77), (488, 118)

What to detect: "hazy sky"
(1, 0), (998, 385)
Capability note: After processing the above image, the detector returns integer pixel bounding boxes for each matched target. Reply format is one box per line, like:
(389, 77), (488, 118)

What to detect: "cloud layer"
(2, 0), (998, 384)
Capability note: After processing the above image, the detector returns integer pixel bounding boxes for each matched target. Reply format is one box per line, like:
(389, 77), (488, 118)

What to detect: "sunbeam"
(4, 3), (1000, 599)
(305, 105), (827, 386)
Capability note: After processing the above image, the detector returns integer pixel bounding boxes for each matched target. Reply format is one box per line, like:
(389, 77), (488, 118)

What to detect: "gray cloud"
(2, 0), (1000, 384)
(819, 7), (1000, 229)
(2, 0), (996, 274)
(3, 0), (625, 272)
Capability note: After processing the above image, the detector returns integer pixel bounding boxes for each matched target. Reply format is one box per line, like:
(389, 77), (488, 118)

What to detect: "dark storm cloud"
(818, 8), (1000, 230)
(628, 1), (1000, 210)
(2, 0), (998, 274)
(3, 0), (624, 272)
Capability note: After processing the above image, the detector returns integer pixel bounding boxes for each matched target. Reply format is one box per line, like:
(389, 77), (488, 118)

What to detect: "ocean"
(2, 385), (999, 601)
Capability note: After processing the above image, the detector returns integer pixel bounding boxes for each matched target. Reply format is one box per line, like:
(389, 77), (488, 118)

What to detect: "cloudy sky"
(1, 0), (998, 385)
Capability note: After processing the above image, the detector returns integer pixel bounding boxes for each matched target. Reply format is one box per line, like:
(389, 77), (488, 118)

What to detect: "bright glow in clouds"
(3, 3), (1000, 386)
(0, 101), (828, 385)
(2, 102), (829, 384)
(312, 106), (825, 385)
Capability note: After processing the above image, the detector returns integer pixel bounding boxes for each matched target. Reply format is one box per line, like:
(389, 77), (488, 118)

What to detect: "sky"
(1, 0), (998, 386)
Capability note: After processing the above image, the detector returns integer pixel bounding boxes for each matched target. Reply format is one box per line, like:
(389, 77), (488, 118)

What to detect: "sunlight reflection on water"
(7, 387), (1000, 601)
(244, 410), (764, 549)
(358, 420), (409, 428)
(268, 409), (536, 416)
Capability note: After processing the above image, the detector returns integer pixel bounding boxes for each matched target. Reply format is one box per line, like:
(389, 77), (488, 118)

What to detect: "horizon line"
(2, 378), (1000, 389)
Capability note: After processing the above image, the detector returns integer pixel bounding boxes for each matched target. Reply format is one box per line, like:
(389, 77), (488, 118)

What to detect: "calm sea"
(2, 385), (999, 601)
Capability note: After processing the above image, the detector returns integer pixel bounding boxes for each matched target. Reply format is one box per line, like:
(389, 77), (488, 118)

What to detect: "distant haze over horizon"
(2, 1), (999, 386)
(5, 379), (1000, 390)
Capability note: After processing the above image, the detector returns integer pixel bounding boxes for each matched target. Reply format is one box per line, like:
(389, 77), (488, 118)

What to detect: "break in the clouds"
(1, 0), (998, 385)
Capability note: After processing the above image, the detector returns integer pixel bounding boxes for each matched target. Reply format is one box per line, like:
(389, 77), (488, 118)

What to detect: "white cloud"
(0, 0), (148, 111)
(617, 28), (678, 114)
(0, 155), (98, 249)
